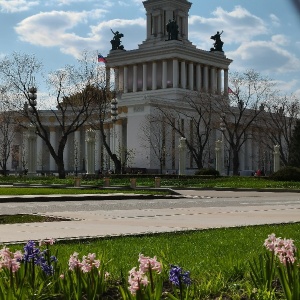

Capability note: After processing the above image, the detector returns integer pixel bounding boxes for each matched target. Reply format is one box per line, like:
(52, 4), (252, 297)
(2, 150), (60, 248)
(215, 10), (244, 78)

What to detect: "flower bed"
(1, 234), (300, 299)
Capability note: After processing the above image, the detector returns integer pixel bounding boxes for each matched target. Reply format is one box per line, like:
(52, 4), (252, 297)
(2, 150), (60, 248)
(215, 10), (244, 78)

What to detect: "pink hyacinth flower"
(39, 238), (56, 246)
(138, 253), (162, 273)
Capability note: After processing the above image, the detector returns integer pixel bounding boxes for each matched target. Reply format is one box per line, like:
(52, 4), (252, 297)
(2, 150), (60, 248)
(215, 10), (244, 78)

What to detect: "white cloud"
(272, 79), (300, 97)
(228, 40), (300, 74)
(271, 34), (290, 46)
(55, 0), (92, 4)
(49, 0), (111, 7)
(0, 0), (39, 13)
(269, 14), (280, 27)
(15, 10), (107, 57)
(90, 17), (145, 50)
(14, 9), (145, 58)
(189, 6), (268, 50)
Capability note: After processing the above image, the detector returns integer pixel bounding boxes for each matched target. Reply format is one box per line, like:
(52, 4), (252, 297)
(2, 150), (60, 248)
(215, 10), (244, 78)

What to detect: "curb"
(0, 188), (182, 203)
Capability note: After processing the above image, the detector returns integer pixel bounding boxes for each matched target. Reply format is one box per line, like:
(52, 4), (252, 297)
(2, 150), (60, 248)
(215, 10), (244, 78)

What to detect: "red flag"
(98, 54), (107, 63)
(228, 87), (235, 94)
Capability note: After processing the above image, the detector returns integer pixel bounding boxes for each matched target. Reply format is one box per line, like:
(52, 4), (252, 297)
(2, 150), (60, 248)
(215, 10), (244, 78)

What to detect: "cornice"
(106, 41), (232, 69)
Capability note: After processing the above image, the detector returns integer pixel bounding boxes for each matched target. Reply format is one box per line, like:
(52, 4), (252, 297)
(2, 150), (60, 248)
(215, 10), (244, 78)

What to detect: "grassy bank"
(6, 223), (300, 299)
(0, 187), (168, 196)
(1, 175), (300, 190)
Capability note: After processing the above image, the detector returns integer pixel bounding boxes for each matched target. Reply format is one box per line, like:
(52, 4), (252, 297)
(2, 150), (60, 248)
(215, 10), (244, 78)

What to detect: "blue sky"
(1, 0), (300, 96)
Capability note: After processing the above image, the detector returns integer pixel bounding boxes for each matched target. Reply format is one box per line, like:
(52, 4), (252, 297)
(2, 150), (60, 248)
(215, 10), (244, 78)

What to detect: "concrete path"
(0, 189), (300, 244)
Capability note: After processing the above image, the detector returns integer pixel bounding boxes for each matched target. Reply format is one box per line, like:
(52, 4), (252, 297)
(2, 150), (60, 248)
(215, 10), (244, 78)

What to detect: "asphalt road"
(0, 190), (300, 214)
(0, 190), (300, 244)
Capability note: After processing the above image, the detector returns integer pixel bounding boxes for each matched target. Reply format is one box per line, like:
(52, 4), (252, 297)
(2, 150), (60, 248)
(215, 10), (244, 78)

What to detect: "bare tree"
(0, 88), (19, 175)
(214, 70), (276, 175)
(139, 113), (173, 174)
(263, 95), (300, 166)
(153, 92), (215, 170)
(84, 83), (123, 173)
(0, 51), (100, 178)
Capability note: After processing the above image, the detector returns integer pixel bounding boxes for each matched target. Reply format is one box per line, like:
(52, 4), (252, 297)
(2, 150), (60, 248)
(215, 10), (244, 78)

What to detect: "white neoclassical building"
(103, 0), (233, 173)
(4, 0), (277, 176)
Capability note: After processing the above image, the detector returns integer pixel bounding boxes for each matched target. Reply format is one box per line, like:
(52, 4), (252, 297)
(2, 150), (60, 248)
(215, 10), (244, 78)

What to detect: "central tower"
(142, 0), (191, 46)
(105, 0), (232, 172)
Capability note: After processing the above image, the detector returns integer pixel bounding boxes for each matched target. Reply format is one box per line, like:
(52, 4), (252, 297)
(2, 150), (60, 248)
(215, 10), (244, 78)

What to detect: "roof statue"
(110, 29), (124, 50)
(210, 30), (224, 52)
(166, 18), (179, 41)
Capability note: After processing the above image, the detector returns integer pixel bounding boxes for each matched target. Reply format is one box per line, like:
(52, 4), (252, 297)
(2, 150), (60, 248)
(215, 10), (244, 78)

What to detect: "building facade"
(4, 0), (279, 176)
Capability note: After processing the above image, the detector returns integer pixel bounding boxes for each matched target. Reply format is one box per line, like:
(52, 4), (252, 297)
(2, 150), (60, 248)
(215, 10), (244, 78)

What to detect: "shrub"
(195, 168), (220, 176)
(269, 166), (300, 181)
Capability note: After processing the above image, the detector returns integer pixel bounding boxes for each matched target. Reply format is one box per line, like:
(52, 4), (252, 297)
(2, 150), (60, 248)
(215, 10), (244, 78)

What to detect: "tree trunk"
(55, 145), (66, 179)
(111, 154), (122, 174)
(195, 159), (204, 170)
(57, 162), (66, 179)
(232, 150), (240, 176)
(1, 162), (7, 176)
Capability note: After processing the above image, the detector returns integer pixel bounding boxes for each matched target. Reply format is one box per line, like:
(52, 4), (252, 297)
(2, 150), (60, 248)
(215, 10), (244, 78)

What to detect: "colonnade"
(21, 123), (125, 174)
(107, 59), (228, 95)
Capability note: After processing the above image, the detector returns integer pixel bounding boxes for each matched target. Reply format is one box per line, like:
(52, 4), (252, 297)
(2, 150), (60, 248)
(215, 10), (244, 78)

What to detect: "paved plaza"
(0, 189), (300, 244)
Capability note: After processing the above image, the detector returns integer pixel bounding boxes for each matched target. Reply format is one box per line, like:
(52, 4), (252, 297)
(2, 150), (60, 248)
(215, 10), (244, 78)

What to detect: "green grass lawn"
(6, 223), (300, 299)
(1, 175), (300, 190)
(0, 187), (169, 196)
(0, 214), (69, 224)
(1, 175), (300, 298)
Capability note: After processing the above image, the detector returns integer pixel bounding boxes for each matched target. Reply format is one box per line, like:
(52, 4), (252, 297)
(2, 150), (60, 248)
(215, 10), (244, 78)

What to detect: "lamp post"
(220, 113), (226, 175)
(26, 84), (37, 176)
(110, 98), (118, 122)
(28, 86), (37, 107)
(110, 97), (118, 172)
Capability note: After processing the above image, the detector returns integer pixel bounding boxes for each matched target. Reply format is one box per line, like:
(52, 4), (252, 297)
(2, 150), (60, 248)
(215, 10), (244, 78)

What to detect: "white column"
(196, 64), (201, 92)
(114, 68), (119, 91)
(49, 127), (56, 171)
(146, 12), (151, 39)
(181, 61), (186, 89)
(133, 65), (137, 92)
(37, 136), (43, 171)
(173, 59), (179, 88)
(215, 140), (222, 174)
(74, 130), (81, 173)
(95, 130), (101, 172)
(217, 69), (222, 95)
(115, 119), (123, 161)
(123, 66), (128, 93)
(27, 125), (37, 176)
(158, 14), (162, 37)
(63, 136), (69, 171)
(143, 63), (147, 91)
(188, 62), (194, 90)
(183, 16), (188, 40)
(162, 60), (167, 89)
(152, 62), (157, 90)
(110, 123), (115, 170)
(203, 65), (208, 92)
(106, 67), (110, 89)
(210, 67), (215, 93)
(273, 145), (280, 172)
(224, 69), (229, 95)
(104, 125), (110, 170)
(178, 137), (187, 175)
(86, 129), (95, 174)
(22, 131), (28, 172)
